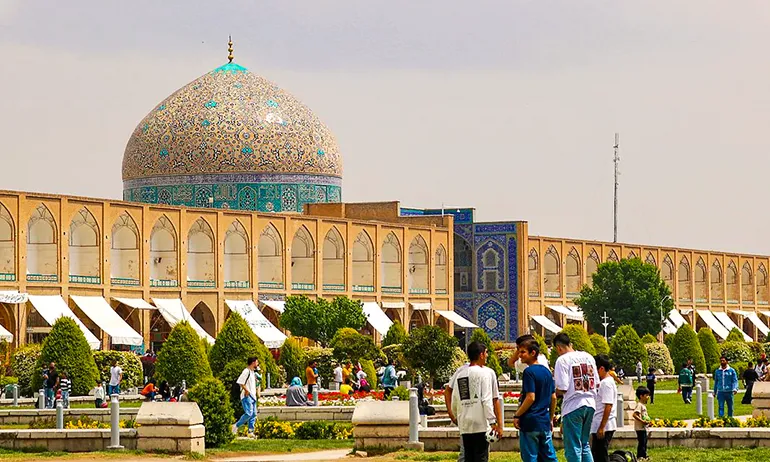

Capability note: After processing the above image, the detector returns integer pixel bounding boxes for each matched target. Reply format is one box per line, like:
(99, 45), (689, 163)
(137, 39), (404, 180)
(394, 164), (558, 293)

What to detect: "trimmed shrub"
(359, 359), (377, 389)
(155, 321), (212, 388)
(719, 341), (753, 365)
(217, 360), (247, 419)
(11, 343), (41, 397)
(188, 377), (235, 447)
(549, 325), (596, 367)
(610, 325), (648, 373)
(389, 385), (410, 401)
(747, 342), (764, 359)
(382, 322), (407, 348)
(589, 334), (610, 356)
(645, 343), (674, 374)
(726, 328), (745, 343)
(303, 347), (334, 387)
(330, 328), (382, 363)
(641, 334), (658, 344)
(33, 318), (99, 396)
(664, 334), (675, 351)
(534, 333), (549, 357)
(469, 329), (502, 376)
(697, 328), (720, 373)
(209, 312), (279, 385)
(670, 325), (706, 374)
(279, 338), (306, 384)
(93, 351), (142, 390)
(498, 349), (514, 374)
(436, 347), (469, 385)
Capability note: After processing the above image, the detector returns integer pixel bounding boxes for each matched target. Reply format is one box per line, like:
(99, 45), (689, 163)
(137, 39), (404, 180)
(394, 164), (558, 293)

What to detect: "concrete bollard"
(108, 394), (123, 450)
(38, 389), (45, 409)
(312, 387), (319, 406)
(696, 384), (703, 415)
(498, 393), (504, 424)
(408, 387), (419, 443)
(616, 392), (624, 428)
(12, 384), (18, 407)
(420, 414), (428, 428)
(707, 390), (715, 420)
(267, 373), (271, 389)
(56, 400), (64, 429)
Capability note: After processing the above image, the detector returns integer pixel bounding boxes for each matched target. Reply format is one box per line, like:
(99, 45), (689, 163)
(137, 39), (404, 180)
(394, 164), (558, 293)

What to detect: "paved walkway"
(217, 449), (351, 462)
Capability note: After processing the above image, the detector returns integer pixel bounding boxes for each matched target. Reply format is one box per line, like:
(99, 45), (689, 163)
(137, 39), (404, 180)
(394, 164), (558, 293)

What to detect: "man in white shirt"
(108, 360), (122, 396)
(232, 357), (259, 437)
(451, 341), (503, 462)
(332, 363), (343, 391)
(445, 362), (469, 462)
(553, 332), (599, 462)
(590, 355), (617, 462)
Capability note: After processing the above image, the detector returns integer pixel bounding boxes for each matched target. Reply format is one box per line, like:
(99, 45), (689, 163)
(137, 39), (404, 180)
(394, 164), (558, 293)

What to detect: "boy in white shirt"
(590, 355), (617, 462)
(232, 356), (259, 437)
(507, 334), (550, 375)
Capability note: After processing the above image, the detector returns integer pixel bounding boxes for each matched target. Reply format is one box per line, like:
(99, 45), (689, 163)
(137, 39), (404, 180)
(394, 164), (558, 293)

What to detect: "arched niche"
(678, 256), (691, 301)
(381, 232), (402, 293)
(694, 258), (707, 302)
(291, 226), (315, 290)
(566, 247), (581, 297)
(26, 204), (58, 281)
(435, 244), (447, 293)
(187, 218), (215, 286)
(711, 260), (724, 301)
(191, 301), (217, 337)
(150, 216), (178, 286)
(69, 207), (101, 283)
(742, 262), (754, 303)
(528, 249), (540, 296)
(408, 235), (429, 294)
(543, 245), (560, 297)
(352, 231), (374, 292)
(0, 203), (14, 280)
(224, 220), (249, 288)
(258, 223), (283, 289)
(111, 212), (140, 285)
(454, 234), (472, 292)
(322, 227), (345, 291)
(726, 261), (739, 302)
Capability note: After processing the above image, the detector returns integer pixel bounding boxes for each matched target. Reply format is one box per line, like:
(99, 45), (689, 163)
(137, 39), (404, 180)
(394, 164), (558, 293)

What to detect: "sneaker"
(247, 432), (256, 439)
(231, 424), (238, 434)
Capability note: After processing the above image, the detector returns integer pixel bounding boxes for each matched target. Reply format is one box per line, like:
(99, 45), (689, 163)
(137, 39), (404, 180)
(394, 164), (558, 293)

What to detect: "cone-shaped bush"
(279, 337), (307, 384)
(610, 325), (648, 373)
(726, 328), (745, 343)
(188, 377), (235, 447)
(645, 343), (674, 374)
(549, 325), (596, 367)
(34, 317), (99, 396)
(589, 333), (610, 356)
(719, 341), (753, 364)
(664, 334), (675, 351)
(382, 322), (408, 347)
(697, 327), (720, 372)
(209, 312), (280, 384)
(469, 329), (502, 376)
(641, 333), (658, 344)
(534, 333), (549, 357)
(670, 324), (706, 374)
(156, 321), (212, 387)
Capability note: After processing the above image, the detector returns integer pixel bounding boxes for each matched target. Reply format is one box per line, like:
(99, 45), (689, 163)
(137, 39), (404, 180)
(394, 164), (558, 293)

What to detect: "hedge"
(330, 328), (381, 363)
(436, 347), (469, 385)
(645, 343), (674, 374)
(664, 334), (675, 351)
(93, 351), (142, 390)
(11, 344), (41, 397)
(589, 333), (610, 356)
(533, 333), (549, 357)
(217, 360), (247, 419)
(610, 325), (648, 373)
(279, 338), (306, 384)
(725, 328), (745, 343)
(155, 321), (212, 388)
(719, 341), (753, 365)
(697, 328), (720, 373)
(641, 333), (658, 344)
(209, 312), (280, 386)
(188, 377), (235, 447)
(549, 325), (595, 367)
(670, 325), (706, 374)
(34, 318), (99, 396)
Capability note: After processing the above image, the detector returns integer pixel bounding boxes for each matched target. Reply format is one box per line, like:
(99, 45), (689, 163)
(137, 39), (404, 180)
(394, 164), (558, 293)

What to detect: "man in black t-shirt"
(42, 362), (59, 409)
(742, 362), (760, 404)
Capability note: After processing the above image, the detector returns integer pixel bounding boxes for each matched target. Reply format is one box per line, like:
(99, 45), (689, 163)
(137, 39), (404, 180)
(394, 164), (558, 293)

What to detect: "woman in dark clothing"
(742, 362), (760, 404)
(159, 381), (171, 401)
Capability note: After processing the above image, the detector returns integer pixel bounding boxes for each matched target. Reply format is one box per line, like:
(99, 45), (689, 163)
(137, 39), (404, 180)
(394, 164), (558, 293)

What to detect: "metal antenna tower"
(613, 133), (620, 243)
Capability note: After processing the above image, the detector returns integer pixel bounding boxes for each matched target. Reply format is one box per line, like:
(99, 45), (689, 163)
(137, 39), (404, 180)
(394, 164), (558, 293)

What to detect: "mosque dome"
(122, 46), (342, 213)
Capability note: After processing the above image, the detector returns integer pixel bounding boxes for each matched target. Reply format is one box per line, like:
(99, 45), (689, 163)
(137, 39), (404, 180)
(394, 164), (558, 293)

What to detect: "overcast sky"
(2, 1), (770, 254)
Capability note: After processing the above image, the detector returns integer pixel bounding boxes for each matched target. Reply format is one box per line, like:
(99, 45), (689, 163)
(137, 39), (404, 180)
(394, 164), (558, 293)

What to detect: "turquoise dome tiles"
(122, 59), (342, 212)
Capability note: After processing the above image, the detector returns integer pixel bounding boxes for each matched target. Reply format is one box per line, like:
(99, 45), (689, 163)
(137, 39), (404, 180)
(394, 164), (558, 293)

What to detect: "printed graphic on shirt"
(457, 376), (472, 400)
(571, 363), (595, 391)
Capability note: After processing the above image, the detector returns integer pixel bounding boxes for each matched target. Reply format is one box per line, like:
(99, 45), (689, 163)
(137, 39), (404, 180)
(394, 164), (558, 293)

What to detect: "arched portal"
(69, 207), (101, 283)
(150, 216), (178, 286)
(191, 302), (217, 337)
(678, 257), (691, 301)
(528, 249), (540, 296)
(544, 245), (560, 297)
(352, 231), (374, 292)
(566, 247), (581, 297)
(742, 262), (754, 303)
(435, 245), (447, 294)
(322, 227), (345, 291)
(661, 255), (674, 291)
(258, 223), (283, 289)
(586, 249), (600, 287)
(111, 212), (140, 285)
(0, 203), (15, 280)
(695, 258), (707, 302)
(27, 204), (58, 281)
(224, 220), (249, 288)
(149, 310), (172, 352)
(291, 226), (315, 290)
(381, 232), (402, 293)
(409, 310), (428, 332)
(758, 264), (769, 305)
(408, 235), (429, 294)
(711, 260), (724, 301)
(115, 303), (141, 334)
(187, 218), (215, 287)
(726, 261), (739, 302)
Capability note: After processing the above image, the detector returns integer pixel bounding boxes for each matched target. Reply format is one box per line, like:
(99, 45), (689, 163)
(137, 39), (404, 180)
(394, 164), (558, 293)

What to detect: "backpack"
(609, 450), (637, 462)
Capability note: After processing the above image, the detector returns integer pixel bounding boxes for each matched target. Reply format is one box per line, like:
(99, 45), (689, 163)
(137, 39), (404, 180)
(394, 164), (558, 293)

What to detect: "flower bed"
(693, 416), (770, 428)
(260, 389), (521, 407)
(250, 418), (352, 439)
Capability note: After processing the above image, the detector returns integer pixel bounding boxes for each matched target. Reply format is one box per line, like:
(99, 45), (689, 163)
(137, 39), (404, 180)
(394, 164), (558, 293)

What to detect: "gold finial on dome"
(227, 35), (234, 63)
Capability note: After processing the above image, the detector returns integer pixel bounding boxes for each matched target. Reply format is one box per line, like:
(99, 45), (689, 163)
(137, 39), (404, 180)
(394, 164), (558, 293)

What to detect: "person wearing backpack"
(232, 356), (259, 437)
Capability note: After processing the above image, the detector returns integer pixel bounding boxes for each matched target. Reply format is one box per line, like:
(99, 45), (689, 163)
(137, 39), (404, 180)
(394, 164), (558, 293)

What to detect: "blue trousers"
(519, 431), (558, 462)
(44, 388), (55, 409)
(234, 396), (257, 432)
(561, 406), (595, 462)
(717, 391), (734, 417)
(108, 384), (120, 396)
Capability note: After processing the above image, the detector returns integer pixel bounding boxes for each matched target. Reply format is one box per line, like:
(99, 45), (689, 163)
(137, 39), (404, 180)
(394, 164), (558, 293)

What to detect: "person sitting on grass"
(141, 380), (159, 401)
(286, 377), (315, 406)
(633, 387), (652, 461)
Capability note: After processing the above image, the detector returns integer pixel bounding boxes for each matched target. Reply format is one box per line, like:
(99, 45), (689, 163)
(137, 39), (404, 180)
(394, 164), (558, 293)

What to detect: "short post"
(616, 392), (624, 428)
(11, 384), (18, 407)
(695, 383), (703, 415)
(267, 373), (271, 389)
(707, 390), (715, 420)
(420, 414), (428, 427)
(108, 394), (123, 450)
(312, 387), (319, 406)
(498, 393), (505, 425)
(38, 389), (45, 409)
(408, 387), (419, 443)
(56, 400), (64, 429)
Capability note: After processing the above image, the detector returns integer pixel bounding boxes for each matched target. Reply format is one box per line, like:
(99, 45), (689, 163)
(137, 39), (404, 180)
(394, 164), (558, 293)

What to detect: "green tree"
(209, 312), (279, 382)
(469, 329), (502, 376)
(719, 342), (753, 364)
(575, 258), (673, 337)
(402, 326), (458, 384)
(155, 321), (212, 387)
(382, 322), (408, 347)
(610, 325), (648, 373)
(641, 333), (657, 344)
(188, 377), (235, 447)
(279, 337), (306, 384)
(33, 318), (99, 396)
(11, 343), (41, 397)
(549, 325), (596, 367)
(589, 333), (610, 356)
(93, 351), (143, 389)
(670, 324), (706, 374)
(697, 327), (720, 372)
(664, 334), (675, 351)
(359, 359), (378, 389)
(725, 328), (745, 343)
(330, 328), (381, 362)
(279, 296), (366, 346)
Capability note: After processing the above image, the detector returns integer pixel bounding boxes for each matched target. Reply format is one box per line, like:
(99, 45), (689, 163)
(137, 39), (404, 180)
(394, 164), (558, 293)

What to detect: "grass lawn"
(646, 391), (752, 420)
(0, 448), (154, 461)
(383, 448), (770, 462)
(209, 438), (354, 456)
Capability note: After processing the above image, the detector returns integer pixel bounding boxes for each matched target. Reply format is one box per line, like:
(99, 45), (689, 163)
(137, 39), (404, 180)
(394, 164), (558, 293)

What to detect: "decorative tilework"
(507, 236), (518, 340)
(454, 298), (474, 322)
(475, 223), (516, 234)
(476, 239), (506, 291)
(477, 299), (506, 340)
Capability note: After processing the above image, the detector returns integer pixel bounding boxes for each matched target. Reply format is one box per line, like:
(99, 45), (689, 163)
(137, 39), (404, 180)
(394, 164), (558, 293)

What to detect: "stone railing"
(259, 406), (355, 422)
(111, 277), (140, 286)
(225, 280), (250, 289)
(0, 429), (136, 452)
(0, 407), (139, 426)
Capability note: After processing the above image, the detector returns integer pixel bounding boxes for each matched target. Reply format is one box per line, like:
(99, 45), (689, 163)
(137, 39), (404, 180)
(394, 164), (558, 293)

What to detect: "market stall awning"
(362, 302), (394, 336)
(410, 302), (431, 311)
(531, 315), (561, 335)
(71, 296), (143, 346)
(0, 324), (12, 342)
(546, 305), (583, 321)
(27, 295), (100, 349)
(261, 300), (286, 313)
(668, 309), (689, 328)
(435, 310), (478, 329)
(663, 319), (677, 335)
(734, 310), (770, 337)
(713, 311), (752, 341)
(382, 302), (405, 309)
(226, 300), (287, 348)
(696, 310), (730, 340)
(0, 291), (28, 304)
(112, 298), (156, 310)
(152, 298), (215, 344)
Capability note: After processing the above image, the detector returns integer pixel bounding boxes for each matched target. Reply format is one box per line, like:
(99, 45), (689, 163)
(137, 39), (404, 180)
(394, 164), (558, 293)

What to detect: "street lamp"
(601, 311), (610, 340)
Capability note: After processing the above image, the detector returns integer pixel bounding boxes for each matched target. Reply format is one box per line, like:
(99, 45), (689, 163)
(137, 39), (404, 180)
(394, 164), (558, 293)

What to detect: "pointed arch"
(291, 225), (315, 289)
(191, 301), (216, 337)
(478, 240), (504, 291)
(0, 203), (15, 279)
(528, 248), (540, 296)
(711, 260), (724, 301)
(757, 263), (768, 304)
(726, 260), (739, 302)
(454, 234), (472, 292)
(187, 218), (215, 286)
(408, 235), (429, 294)
(627, 250), (637, 260)
(566, 247), (581, 297)
(258, 223), (283, 289)
(381, 232), (402, 293)
(322, 227), (345, 291)
(607, 249), (619, 262)
(661, 254), (674, 290)
(742, 262), (754, 303)
(352, 230), (374, 291)
(678, 256), (691, 301)
(110, 212), (140, 285)
(543, 245), (560, 297)
(435, 244), (448, 294)
(694, 257), (707, 302)
(224, 220), (249, 288)
(645, 252), (656, 266)
(26, 204), (58, 281)
(149, 216), (178, 286)
(586, 249), (600, 286)
(68, 207), (100, 283)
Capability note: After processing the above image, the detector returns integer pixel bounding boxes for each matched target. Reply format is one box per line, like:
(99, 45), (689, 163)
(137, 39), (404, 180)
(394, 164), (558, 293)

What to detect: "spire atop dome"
(227, 36), (234, 63)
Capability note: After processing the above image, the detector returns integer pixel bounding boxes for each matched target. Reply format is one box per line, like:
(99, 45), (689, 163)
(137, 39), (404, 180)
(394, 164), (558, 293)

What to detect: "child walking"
(93, 380), (106, 408)
(59, 371), (71, 408)
(645, 368), (656, 404)
(633, 387), (652, 461)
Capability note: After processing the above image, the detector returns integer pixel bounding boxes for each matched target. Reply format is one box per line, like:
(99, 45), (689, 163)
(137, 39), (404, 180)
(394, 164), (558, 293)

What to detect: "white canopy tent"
(225, 300), (287, 348)
(0, 324), (12, 342)
(112, 298), (156, 310)
(152, 298), (215, 344)
(362, 302), (394, 336)
(531, 315), (561, 335)
(435, 310), (478, 329)
(663, 319), (677, 335)
(27, 295), (101, 349)
(668, 309), (689, 328)
(713, 311), (752, 341)
(261, 300), (286, 313)
(382, 302), (406, 309)
(733, 310), (770, 337)
(410, 302), (431, 311)
(71, 296), (143, 346)
(546, 305), (583, 321)
(696, 310), (730, 340)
